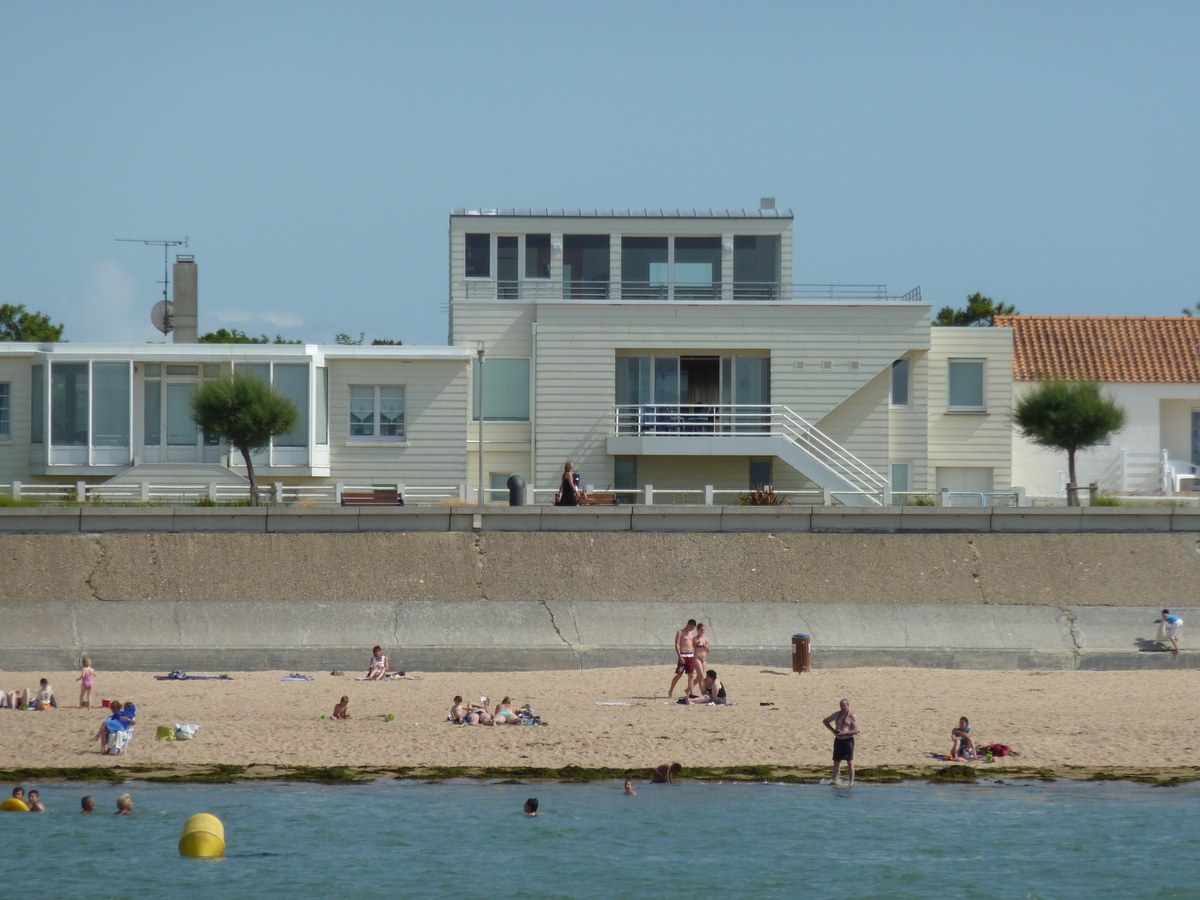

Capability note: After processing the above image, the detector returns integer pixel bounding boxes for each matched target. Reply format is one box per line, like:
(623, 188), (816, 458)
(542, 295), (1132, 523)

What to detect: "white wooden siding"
(927, 328), (1014, 490)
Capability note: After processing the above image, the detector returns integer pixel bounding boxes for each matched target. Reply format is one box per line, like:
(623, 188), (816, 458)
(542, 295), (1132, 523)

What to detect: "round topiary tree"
(190, 372), (300, 506)
(1013, 381), (1126, 505)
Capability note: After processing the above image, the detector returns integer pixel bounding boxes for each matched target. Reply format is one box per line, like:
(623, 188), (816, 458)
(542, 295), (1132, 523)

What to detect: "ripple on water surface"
(0, 780), (1197, 900)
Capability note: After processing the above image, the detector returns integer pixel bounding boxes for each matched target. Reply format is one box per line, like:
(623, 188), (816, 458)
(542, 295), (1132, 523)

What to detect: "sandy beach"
(1, 665), (1197, 778)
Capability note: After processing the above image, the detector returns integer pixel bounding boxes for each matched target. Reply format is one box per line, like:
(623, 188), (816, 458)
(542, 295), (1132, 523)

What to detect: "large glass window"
(465, 233), (490, 278)
(473, 358), (530, 421)
(31, 365), (43, 443)
(51, 362), (89, 446)
(614, 456), (637, 503)
(143, 379), (162, 446)
(621, 237), (668, 298)
(497, 236), (519, 298)
(0, 383), (9, 439)
(653, 357), (679, 404)
(350, 385), (405, 440)
(948, 360), (985, 411)
(92, 362), (130, 447)
(615, 357), (651, 406)
(891, 358), (910, 407)
(733, 235), (780, 299)
(525, 234), (551, 279)
(750, 458), (772, 489)
(562, 235), (609, 298)
(674, 236), (721, 299)
(272, 364), (309, 447)
(316, 368), (329, 446)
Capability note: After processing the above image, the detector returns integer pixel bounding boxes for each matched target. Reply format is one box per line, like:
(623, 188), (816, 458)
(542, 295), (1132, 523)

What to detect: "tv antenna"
(115, 236), (188, 333)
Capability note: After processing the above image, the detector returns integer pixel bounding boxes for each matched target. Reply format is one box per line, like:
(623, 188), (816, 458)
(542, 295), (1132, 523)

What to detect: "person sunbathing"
(466, 697), (492, 726)
(2, 686), (31, 709)
(493, 697), (524, 725)
(91, 701), (130, 755)
(366, 646), (390, 680)
(951, 717), (976, 759)
(332, 696), (351, 719)
(450, 696), (469, 724)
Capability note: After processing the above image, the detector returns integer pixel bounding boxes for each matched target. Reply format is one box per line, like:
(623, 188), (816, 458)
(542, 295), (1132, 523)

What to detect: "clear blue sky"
(2, 2), (1198, 345)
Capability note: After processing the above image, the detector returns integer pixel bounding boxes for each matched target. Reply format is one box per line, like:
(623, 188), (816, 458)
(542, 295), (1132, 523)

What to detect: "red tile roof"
(995, 316), (1200, 383)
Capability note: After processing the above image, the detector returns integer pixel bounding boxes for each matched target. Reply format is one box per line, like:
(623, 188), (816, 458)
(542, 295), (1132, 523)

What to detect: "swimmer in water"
(81, 795), (95, 813)
(624, 779), (637, 796)
(115, 793), (133, 815)
(27, 790), (46, 812)
(524, 798), (539, 816)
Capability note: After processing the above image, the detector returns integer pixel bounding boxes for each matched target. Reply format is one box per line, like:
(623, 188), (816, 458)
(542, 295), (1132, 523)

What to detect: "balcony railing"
(461, 281), (921, 303)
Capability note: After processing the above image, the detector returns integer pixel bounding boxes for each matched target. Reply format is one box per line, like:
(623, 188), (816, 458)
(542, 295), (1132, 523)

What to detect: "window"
(733, 235), (780, 299)
(272, 364), (309, 447)
(31, 365), (43, 443)
(349, 386), (405, 440)
(91, 362), (130, 447)
(614, 456), (637, 503)
(674, 236), (721, 299)
(947, 359), (985, 411)
(562, 234), (609, 297)
(525, 234), (551, 279)
(497, 236), (519, 298)
(51, 362), (89, 446)
(489, 472), (513, 504)
(472, 358), (530, 421)
(465, 233), (490, 278)
(750, 458), (772, 490)
(891, 358), (910, 407)
(891, 463), (910, 506)
(0, 383), (9, 439)
(622, 237), (668, 298)
(316, 368), (329, 446)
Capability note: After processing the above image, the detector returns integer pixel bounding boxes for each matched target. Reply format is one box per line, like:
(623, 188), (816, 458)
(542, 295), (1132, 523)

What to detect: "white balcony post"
(11, 480), (20, 500)
(76, 481), (87, 503)
(704, 485), (714, 506)
(525, 483), (534, 505)
(882, 487), (891, 506)
(275, 482), (285, 506)
(1014, 486), (1027, 507)
(822, 486), (832, 506)
(335, 482), (344, 504)
(208, 482), (218, 502)
(940, 487), (949, 506)
(396, 482), (404, 504)
(1119, 448), (1128, 491)
(458, 482), (467, 501)
(140, 481), (150, 502)
(644, 484), (654, 505)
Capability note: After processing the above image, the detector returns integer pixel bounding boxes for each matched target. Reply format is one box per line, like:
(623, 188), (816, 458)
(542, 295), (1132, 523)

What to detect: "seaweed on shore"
(144, 764), (247, 785)
(276, 766), (375, 784)
(0, 766), (150, 783)
(925, 765), (978, 784)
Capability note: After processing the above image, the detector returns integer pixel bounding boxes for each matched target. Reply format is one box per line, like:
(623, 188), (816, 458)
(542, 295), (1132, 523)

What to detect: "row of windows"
(464, 233), (781, 287)
(891, 358), (987, 412)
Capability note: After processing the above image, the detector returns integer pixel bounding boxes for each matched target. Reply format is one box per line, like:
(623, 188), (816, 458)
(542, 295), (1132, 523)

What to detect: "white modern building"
(0, 205), (1018, 504)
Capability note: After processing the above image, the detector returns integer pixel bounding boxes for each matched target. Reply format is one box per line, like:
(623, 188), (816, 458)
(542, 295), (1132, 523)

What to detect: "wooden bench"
(341, 490), (404, 507)
(578, 493), (616, 506)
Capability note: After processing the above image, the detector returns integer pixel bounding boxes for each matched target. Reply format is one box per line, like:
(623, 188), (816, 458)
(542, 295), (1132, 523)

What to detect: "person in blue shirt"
(1156, 609), (1183, 654)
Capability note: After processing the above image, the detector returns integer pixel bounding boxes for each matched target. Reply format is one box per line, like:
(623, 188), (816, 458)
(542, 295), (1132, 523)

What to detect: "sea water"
(1, 779), (1197, 900)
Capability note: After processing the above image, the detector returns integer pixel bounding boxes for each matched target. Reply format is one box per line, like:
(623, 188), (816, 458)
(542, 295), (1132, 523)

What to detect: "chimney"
(172, 255), (198, 343)
(759, 197), (776, 211)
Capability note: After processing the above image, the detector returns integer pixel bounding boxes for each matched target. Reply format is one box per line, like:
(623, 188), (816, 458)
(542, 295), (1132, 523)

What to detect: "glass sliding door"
(562, 235), (609, 298)
(733, 357), (770, 433)
(91, 362), (131, 464)
(497, 236), (519, 299)
(621, 237), (668, 299)
(165, 382), (199, 460)
(674, 237), (721, 299)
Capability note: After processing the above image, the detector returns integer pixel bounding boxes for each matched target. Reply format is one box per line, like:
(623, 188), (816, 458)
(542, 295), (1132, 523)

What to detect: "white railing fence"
(1058, 449), (1196, 497)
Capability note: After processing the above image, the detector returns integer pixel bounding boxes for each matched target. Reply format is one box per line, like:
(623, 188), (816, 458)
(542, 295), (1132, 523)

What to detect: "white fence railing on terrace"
(1057, 449), (1197, 497)
(613, 403), (889, 502)
(0, 481), (469, 507)
(460, 281), (922, 303)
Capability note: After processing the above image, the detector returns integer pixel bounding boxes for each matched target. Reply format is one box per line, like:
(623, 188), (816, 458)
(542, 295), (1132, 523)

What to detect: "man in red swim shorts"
(668, 619), (702, 699)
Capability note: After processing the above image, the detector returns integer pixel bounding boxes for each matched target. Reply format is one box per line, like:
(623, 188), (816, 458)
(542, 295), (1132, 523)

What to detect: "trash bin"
(791, 633), (811, 673)
(506, 474), (526, 507)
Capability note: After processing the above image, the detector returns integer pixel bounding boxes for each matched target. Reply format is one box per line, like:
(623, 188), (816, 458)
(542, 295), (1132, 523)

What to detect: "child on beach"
(450, 696), (469, 724)
(77, 658), (96, 709)
(332, 696), (351, 719)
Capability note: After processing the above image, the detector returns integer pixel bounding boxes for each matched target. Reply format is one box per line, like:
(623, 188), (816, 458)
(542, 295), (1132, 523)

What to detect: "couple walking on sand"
(668, 619), (712, 700)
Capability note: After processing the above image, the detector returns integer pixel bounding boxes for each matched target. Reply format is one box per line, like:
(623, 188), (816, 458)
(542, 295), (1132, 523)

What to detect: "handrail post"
(644, 484), (654, 505)
(705, 485), (714, 506)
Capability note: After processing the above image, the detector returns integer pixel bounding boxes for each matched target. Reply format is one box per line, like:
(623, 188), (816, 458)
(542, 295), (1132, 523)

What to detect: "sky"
(2, 2), (1198, 346)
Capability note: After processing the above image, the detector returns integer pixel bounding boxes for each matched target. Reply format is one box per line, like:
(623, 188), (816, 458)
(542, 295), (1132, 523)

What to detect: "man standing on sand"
(823, 699), (860, 786)
(668, 619), (700, 699)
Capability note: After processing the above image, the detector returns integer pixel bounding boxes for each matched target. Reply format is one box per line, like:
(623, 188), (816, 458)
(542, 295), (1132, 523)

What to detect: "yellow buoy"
(0, 798), (30, 812)
(178, 813), (226, 858)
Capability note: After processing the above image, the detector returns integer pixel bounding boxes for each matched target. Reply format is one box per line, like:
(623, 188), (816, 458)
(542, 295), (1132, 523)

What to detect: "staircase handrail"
(773, 405), (889, 495)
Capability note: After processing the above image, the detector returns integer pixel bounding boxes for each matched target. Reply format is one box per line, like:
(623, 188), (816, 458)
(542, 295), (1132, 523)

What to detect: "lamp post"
(477, 340), (485, 507)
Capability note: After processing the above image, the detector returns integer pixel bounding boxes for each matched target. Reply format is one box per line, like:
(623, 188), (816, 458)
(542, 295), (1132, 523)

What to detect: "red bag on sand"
(979, 743), (1013, 757)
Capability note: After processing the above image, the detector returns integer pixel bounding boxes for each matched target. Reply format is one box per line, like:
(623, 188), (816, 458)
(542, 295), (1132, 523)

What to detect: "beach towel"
(280, 675), (314, 681)
(155, 674), (232, 681)
(595, 701), (631, 706)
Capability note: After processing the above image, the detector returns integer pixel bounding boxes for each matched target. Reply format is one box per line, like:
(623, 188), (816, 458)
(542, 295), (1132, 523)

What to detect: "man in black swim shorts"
(822, 698), (860, 786)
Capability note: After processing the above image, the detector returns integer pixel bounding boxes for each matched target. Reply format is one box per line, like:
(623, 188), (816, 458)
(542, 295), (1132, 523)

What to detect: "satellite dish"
(151, 299), (174, 334)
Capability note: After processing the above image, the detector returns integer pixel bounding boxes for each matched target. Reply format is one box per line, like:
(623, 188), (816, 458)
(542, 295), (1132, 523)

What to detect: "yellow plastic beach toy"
(178, 813), (226, 858)
(0, 798), (30, 812)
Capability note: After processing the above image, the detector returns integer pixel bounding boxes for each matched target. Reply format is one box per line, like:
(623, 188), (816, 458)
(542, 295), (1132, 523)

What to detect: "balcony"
(458, 281), (922, 303)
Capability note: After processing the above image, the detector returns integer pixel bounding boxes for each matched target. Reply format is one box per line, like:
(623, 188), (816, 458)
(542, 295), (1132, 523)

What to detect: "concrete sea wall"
(0, 523), (1196, 671)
